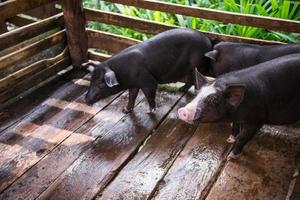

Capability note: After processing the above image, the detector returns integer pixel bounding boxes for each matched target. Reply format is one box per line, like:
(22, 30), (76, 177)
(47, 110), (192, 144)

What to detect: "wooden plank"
(0, 0), (55, 21)
(37, 91), (183, 200)
(25, 2), (59, 19)
(0, 45), (67, 93)
(151, 123), (232, 200)
(0, 13), (64, 51)
(0, 20), (7, 34)
(85, 8), (283, 45)
(0, 66), (85, 133)
(87, 29), (139, 54)
(205, 130), (297, 200)
(104, 0), (300, 33)
(0, 77), (120, 193)
(0, 92), (143, 200)
(7, 15), (37, 27)
(88, 50), (111, 62)
(97, 94), (199, 199)
(0, 69), (80, 133)
(62, 0), (88, 68)
(0, 30), (66, 76)
(0, 54), (71, 105)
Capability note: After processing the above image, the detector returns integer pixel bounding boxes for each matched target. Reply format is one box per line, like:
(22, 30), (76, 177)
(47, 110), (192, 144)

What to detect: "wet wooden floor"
(0, 72), (299, 200)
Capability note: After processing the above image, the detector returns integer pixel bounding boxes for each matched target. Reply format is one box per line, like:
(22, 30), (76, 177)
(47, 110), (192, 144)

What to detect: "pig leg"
(141, 87), (157, 113)
(228, 123), (262, 160)
(227, 122), (240, 143)
(123, 88), (140, 113)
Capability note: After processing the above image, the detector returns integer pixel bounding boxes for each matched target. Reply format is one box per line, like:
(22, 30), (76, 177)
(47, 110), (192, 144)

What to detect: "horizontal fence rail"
(85, 8), (283, 45)
(0, 13), (64, 51)
(103, 0), (300, 33)
(0, 0), (56, 21)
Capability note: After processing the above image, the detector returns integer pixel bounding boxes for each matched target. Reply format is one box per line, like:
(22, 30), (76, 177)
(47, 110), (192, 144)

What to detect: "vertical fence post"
(62, 0), (88, 69)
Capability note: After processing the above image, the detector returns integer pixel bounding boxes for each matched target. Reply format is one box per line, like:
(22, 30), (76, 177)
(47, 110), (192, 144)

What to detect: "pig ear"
(194, 68), (209, 89)
(104, 68), (119, 87)
(225, 84), (245, 108)
(205, 50), (218, 61)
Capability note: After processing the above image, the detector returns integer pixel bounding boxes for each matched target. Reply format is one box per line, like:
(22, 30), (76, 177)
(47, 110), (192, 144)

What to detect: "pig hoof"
(226, 135), (236, 143)
(122, 107), (133, 114)
(227, 152), (240, 161)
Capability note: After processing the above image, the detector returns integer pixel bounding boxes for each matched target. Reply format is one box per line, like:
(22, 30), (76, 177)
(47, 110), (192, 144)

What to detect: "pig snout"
(178, 107), (196, 122)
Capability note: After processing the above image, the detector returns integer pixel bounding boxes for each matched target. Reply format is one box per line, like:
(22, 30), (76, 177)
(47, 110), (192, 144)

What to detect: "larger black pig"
(178, 54), (300, 159)
(204, 42), (300, 76)
(83, 28), (212, 113)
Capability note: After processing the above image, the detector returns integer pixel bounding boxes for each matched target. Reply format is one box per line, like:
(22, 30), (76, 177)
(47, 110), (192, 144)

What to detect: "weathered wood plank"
(0, 67), (86, 133)
(0, 69), (79, 134)
(104, 0), (300, 33)
(0, 20), (7, 34)
(0, 13), (64, 51)
(0, 30), (66, 76)
(62, 0), (88, 68)
(85, 8), (283, 45)
(0, 92), (143, 200)
(88, 50), (111, 62)
(98, 94), (199, 199)
(151, 123), (232, 200)
(0, 0), (55, 21)
(7, 15), (37, 27)
(87, 29), (139, 54)
(205, 131), (297, 200)
(0, 45), (67, 93)
(37, 91), (183, 200)
(25, 2), (59, 19)
(0, 54), (71, 105)
(0, 78), (120, 193)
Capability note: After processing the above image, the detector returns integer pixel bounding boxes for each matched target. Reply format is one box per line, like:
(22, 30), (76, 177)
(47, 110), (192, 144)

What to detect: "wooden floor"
(0, 71), (299, 200)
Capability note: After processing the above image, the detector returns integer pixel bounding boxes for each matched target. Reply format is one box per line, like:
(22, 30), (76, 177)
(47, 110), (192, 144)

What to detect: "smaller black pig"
(83, 28), (212, 113)
(204, 42), (300, 77)
(178, 54), (300, 160)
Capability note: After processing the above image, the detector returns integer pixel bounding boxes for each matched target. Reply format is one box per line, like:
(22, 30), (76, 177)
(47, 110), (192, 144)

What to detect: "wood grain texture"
(88, 50), (111, 62)
(87, 29), (139, 54)
(0, 0), (55, 21)
(0, 92), (142, 200)
(37, 91), (183, 200)
(0, 45), (68, 93)
(62, 0), (88, 68)
(152, 123), (232, 200)
(0, 30), (66, 76)
(7, 15), (37, 27)
(104, 0), (300, 33)
(85, 8), (283, 45)
(98, 94), (199, 200)
(0, 13), (64, 51)
(0, 75), (119, 193)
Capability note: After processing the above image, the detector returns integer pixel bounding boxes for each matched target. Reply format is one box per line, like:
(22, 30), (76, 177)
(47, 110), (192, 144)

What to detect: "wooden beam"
(0, 13), (64, 51)
(85, 8), (283, 45)
(0, 56), (71, 106)
(62, 0), (88, 68)
(0, 47), (68, 93)
(103, 0), (300, 33)
(0, 0), (55, 21)
(87, 29), (139, 54)
(7, 15), (37, 27)
(26, 2), (60, 19)
(0, 30), (66, 75)
(88, 50), (111, 62)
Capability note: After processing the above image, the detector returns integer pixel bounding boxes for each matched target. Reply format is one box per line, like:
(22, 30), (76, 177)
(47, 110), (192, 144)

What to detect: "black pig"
(204, 42), (300, 76)
(178, 54), (300, 159)
(83, 28), (212, 113)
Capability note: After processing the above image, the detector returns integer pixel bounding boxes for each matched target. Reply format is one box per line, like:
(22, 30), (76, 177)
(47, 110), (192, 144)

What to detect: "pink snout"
(177, 107), (196, 122)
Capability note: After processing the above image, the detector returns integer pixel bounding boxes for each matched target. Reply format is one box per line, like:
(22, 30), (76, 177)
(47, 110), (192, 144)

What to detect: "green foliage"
(83, 0), (300, 43)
